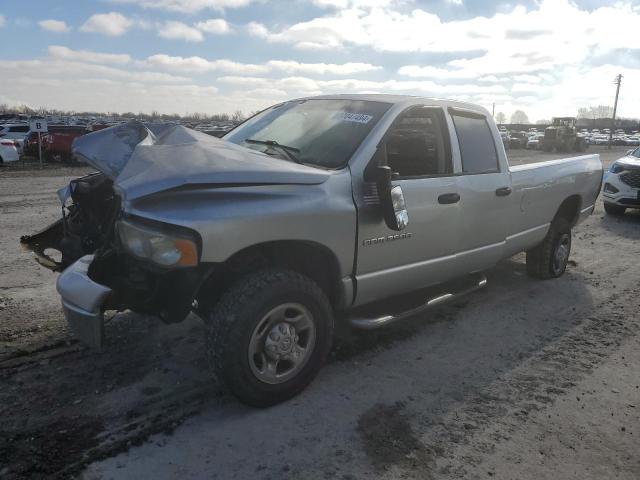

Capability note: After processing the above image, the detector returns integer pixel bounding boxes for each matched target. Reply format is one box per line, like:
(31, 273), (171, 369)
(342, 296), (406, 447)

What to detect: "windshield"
(224, 99), (391, 169)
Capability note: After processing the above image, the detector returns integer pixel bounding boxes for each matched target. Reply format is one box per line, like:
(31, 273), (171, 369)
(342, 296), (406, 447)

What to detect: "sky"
(0, 0), (639, 121)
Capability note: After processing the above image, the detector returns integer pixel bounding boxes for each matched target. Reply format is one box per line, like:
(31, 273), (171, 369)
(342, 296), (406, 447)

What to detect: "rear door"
(448, 109), (510, 272)
(354, 106), (463, 306)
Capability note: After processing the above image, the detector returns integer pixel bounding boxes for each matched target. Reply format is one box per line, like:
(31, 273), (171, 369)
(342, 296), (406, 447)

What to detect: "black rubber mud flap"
(20, 219), (65, 271)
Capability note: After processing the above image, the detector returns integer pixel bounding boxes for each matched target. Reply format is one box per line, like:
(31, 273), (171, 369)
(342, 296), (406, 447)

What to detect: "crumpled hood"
(72, 120), (330, 201)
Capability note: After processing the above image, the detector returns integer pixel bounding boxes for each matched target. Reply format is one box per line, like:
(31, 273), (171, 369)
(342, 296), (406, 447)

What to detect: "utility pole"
(608, 74), (622, 149)
(492, 103), (495, 118)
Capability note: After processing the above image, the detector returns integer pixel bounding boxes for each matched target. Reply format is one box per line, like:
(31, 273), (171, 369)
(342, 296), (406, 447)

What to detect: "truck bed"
(505, 154), (602, 257)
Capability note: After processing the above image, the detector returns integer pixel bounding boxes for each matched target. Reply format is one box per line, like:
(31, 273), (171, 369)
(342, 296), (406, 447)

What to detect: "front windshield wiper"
(244, 138), (302, 164)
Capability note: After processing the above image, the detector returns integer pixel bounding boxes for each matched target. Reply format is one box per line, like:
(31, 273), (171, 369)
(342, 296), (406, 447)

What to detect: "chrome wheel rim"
(552, 234), (570, 274)
(248, 303), (316, 385)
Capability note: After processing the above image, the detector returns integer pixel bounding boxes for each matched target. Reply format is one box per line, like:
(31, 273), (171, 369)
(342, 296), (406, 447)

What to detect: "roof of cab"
(293, 94), (490, 116)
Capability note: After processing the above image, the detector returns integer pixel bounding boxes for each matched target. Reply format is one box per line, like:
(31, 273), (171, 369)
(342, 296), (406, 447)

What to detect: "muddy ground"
(0, 146), (638, 479)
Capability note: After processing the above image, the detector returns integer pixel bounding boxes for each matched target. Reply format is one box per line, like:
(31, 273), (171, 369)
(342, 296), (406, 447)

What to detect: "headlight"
(609, 162), (624, 174)
(117, 219), (199, 267)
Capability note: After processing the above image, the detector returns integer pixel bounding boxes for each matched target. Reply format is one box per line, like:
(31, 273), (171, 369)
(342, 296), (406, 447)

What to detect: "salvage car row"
(0, 119), (238, 165)
(0, 122), (110, 163)
(498, 126), (640, 150)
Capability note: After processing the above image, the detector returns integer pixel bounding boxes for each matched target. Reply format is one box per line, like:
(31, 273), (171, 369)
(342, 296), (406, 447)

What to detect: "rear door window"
(450, 113), (500, 174)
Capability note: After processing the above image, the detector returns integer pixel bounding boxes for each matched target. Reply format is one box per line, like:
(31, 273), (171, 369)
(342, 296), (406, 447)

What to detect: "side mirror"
(376, 165), (409, 231)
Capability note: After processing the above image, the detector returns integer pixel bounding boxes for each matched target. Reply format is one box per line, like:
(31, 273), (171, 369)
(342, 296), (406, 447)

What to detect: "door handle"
(495, 186), (512, 196)
(438, 193), (460, 204)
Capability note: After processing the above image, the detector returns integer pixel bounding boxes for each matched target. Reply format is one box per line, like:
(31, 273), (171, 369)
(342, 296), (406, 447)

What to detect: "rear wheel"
(206, 269), (334, 407)
(604, 203), (626, 216)
(526, 219), (572, 279)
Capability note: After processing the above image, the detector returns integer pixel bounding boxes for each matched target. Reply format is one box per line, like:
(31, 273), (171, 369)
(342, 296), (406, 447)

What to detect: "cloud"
(141, 54), (381, 76)
(0, 57), (279, 116)
(141, 54), (381, 75)
(3, 0), (640, 122)
(247, 0), (640, 76)
(110, 0), (253, 13)
(144, 54), (266, 74)
(48, 45), (131, 65)
(216, 75), (509, 96)
(504, 28), (550, 40)
(0, 14), (5, 28)
(80, 12), (133, 36)
(39, 19), (70, 33)
(157, 21), (204, 41)
(1, 59), (190, 86)
(245, 21), (269, 37)
(266, 60), (381, 75)
(195, 18), (232, 34)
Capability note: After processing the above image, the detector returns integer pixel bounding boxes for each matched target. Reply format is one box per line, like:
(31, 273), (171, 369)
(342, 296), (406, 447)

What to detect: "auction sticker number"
(334, 112), (373, 124)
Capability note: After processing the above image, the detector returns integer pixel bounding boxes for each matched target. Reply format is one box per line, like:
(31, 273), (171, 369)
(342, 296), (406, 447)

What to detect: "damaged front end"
(20, 172), (121, 349)
(20, 122), (211, 349)
(21, 175), (207, 349)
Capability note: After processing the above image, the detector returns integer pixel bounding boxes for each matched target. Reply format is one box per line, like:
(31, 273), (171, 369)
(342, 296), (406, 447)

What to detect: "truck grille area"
(620, 169), (640, 188)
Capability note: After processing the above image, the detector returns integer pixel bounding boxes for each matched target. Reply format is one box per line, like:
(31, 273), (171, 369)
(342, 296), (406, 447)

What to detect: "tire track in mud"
(355, 288), (640, 478)
(0, 314), (222, 479)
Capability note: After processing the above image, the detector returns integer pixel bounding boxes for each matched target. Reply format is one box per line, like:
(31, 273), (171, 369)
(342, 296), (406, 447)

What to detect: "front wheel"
(526, 219), (572, 279)
(604, 203), (626, 216)
(206, 269), (334, 407)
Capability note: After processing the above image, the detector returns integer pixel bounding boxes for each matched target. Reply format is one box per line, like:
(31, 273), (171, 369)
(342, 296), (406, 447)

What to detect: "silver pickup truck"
(22, 95), (603, 406)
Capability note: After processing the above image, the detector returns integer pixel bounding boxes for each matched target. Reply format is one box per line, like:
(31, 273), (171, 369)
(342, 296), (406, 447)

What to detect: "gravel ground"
(0, 146), (638, 480)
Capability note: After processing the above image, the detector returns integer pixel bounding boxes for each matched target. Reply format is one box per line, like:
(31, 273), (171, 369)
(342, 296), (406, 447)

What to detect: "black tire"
(206, 269), (334, 407)
(604, 203), (626, 216)
(526, 219), (572, 279)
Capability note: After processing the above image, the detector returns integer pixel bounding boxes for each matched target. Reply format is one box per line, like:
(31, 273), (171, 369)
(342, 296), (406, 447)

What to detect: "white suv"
(602, 147), (640, 215)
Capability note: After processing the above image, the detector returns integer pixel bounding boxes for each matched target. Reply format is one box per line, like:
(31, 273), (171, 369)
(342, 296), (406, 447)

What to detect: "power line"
(608, 74), (623, 149)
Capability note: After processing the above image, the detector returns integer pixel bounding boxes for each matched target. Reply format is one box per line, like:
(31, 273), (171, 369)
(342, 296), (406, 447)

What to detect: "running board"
(349, 273), (487, 330)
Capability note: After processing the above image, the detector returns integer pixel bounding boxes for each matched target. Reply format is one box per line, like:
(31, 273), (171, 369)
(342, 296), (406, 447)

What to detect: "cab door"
(448, 109), (510, 272)
(353, 106), (463, 306)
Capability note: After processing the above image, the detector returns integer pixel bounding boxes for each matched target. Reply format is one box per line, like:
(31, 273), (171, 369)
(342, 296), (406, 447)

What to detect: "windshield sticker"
(334, 111), (374, 124)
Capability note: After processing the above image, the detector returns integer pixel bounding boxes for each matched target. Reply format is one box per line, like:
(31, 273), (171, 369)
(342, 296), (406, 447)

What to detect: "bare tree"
(495, 112), (506, 124)
(231, 110), (245, 122)
(577, 105), (614, 119)
(510, 110), (529, 124)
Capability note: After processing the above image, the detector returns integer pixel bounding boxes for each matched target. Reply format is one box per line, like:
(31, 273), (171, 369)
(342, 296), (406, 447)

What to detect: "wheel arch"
(553, 194), (582, 227)
(196, 240), (348, 314)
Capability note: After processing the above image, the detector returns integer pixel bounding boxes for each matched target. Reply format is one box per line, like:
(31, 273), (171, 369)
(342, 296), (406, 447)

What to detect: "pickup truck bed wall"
(506, 155), (602, 256)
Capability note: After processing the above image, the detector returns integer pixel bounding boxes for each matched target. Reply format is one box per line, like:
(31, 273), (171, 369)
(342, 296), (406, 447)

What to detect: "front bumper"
(602, 171), (640, 208)
(56, 255), (111, 349)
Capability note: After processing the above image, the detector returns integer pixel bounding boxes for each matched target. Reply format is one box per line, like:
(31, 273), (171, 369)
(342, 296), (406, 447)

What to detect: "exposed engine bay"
(20, 172), (119, 271)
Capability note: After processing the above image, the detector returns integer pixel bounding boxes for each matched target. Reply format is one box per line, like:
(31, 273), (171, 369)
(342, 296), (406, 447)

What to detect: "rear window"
(9, 125), (29, 133)
(451, 113), (499, 174)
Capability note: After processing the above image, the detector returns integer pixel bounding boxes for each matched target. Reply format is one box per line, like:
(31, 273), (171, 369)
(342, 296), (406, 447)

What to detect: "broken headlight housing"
(117, 219), (199, 267)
